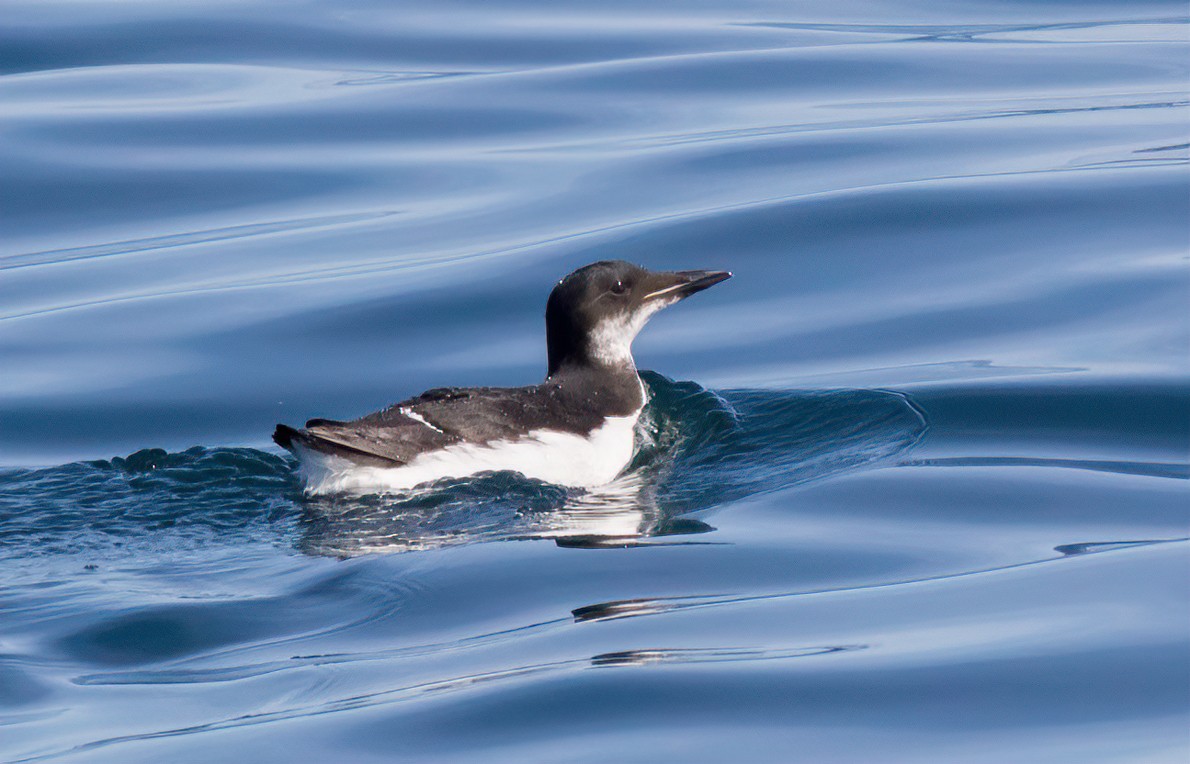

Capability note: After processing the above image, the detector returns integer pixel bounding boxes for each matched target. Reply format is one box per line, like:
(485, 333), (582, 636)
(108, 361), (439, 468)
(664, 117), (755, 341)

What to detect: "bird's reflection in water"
(297, 469), (714, 557)
(536, 473), (717, 549)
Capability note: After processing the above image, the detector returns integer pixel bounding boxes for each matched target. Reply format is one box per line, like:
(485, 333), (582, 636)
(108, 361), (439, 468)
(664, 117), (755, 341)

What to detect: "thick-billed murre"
(274, 260), (731, 493)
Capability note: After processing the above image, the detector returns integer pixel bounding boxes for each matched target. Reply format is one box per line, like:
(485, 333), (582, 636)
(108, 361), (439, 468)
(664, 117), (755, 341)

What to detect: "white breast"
(295, 410), (642, 495)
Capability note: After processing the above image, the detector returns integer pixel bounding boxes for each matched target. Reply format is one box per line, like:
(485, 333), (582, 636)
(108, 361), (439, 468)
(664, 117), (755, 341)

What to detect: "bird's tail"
(273, 423), (401, 467)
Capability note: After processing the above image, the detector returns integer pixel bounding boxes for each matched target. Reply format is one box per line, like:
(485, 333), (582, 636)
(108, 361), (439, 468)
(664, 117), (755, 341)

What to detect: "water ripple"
(3, 1), (1188, 760)
(0, 211), (398, 271)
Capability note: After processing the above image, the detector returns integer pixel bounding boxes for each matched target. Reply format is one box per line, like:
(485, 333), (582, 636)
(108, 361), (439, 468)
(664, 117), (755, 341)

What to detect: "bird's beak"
(641, 269), (732, 303)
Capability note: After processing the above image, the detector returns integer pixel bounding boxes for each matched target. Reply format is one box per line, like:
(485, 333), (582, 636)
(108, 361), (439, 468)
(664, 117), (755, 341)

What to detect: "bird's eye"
(610, 280), (629, 295)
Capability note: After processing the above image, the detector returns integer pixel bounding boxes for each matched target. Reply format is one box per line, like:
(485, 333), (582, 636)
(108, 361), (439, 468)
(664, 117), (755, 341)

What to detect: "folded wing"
(273, 384), (604, 466)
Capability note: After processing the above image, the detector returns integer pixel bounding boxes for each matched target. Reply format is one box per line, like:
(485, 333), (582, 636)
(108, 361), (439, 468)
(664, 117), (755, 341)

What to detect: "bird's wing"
(274, 384), (606, 465)
(274, 408), (457, 466)
(398, 385), (604, 440)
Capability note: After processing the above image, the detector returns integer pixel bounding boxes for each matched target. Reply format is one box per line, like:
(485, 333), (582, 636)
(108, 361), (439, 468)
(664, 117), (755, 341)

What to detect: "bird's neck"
(545, 361), (645, 416)
(547, 313), (648, 378)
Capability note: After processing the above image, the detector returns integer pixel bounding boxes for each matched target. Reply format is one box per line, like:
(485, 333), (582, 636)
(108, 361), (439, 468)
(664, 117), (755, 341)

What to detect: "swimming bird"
(273, 260), (730, 493)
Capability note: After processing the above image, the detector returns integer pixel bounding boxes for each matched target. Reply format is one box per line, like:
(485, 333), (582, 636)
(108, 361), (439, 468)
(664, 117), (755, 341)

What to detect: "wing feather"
(274, 382), (615, 465)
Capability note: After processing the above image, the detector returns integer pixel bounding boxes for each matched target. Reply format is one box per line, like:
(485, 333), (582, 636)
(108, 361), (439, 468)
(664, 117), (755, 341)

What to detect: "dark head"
(545, 260), (731, 377)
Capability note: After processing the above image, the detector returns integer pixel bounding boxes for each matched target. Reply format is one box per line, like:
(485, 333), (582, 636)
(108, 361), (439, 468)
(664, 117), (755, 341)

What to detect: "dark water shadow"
(571, 537), (1189, 624)
(28, 640), (864, 764)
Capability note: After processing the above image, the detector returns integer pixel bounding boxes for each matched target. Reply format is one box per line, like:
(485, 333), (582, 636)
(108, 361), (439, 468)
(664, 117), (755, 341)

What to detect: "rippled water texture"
(2, 1), (1188, 762)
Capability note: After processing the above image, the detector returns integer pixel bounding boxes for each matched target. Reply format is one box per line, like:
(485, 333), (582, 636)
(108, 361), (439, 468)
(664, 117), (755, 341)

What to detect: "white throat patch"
(589, 299), (674, 368)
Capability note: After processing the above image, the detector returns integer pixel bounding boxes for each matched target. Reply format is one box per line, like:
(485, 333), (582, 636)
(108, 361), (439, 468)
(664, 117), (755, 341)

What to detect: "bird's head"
(545, 260), (731, 376)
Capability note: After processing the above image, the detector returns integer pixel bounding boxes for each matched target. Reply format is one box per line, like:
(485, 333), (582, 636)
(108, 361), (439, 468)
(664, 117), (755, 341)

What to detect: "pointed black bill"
(641, 269), (732, 303)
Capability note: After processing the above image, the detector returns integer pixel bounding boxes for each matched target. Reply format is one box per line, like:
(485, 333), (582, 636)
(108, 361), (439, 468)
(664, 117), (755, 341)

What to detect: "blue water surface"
(2, 1), (1188, 761)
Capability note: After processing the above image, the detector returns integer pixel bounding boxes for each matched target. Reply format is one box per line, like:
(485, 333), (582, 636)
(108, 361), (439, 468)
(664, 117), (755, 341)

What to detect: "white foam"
(296, 411), (641, 495)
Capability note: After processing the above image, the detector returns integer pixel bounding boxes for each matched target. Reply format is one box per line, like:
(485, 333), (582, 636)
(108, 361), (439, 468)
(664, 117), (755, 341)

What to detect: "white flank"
(296, 411), (641, 495)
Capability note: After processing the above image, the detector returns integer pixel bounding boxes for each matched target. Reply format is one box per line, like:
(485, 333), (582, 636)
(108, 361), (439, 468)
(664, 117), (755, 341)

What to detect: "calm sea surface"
(2, 1), (1188, 761)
